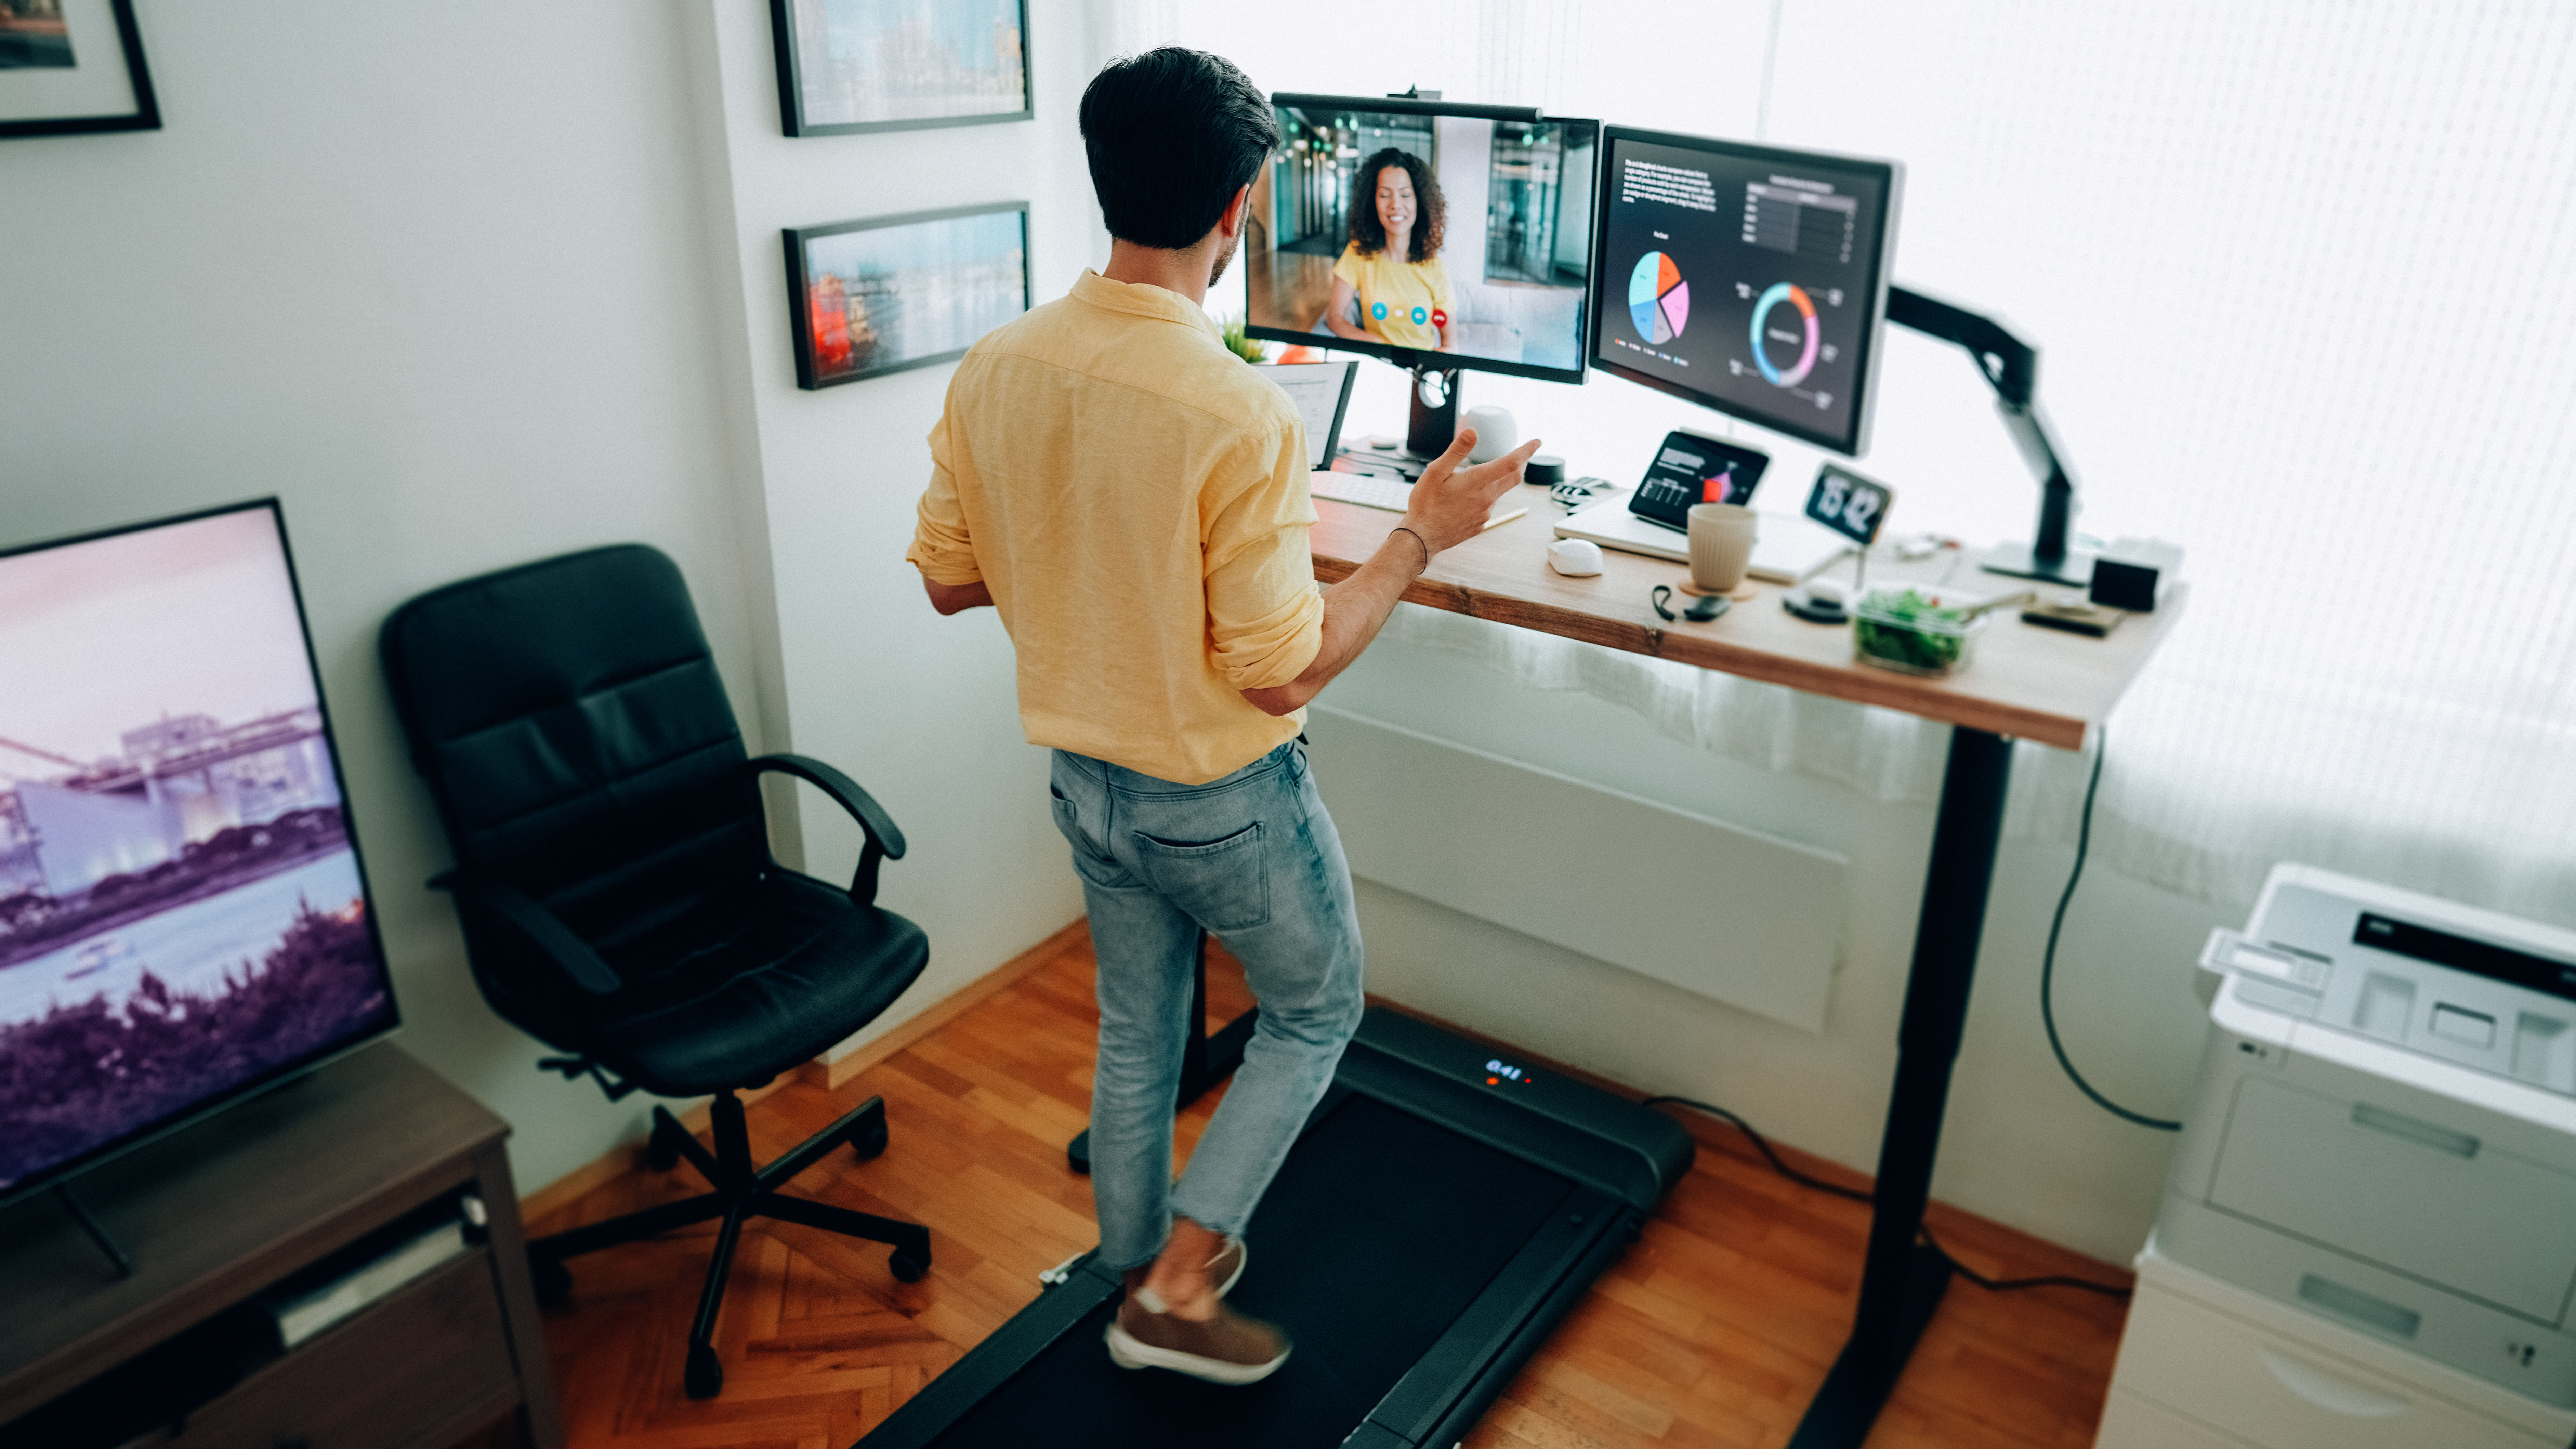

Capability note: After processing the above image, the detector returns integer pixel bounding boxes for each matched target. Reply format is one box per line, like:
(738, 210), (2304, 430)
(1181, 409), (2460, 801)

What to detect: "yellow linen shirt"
(906, 270), (1324, 786)
(1333, 242), (1454, 350)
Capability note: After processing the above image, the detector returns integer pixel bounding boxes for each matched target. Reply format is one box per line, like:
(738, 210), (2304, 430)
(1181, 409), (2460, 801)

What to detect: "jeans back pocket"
(1129, 821), (1270, 933)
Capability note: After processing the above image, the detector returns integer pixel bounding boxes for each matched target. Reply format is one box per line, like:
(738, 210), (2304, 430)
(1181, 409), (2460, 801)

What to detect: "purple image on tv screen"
(0, 503), (397, 1200)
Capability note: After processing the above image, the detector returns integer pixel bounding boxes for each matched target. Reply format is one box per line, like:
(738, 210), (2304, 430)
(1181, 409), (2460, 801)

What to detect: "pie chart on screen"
(1628, 252), (1691, 345)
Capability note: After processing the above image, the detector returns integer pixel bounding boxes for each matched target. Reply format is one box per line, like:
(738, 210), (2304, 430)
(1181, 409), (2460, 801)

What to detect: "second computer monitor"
(1591, 128), (1901, 456)
(1247, 95), (1599, 384)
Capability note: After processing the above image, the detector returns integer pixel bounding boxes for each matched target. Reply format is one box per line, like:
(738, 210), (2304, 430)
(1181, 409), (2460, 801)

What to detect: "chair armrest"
(430, 870), (623, 996)
(749, 753), (907, 904)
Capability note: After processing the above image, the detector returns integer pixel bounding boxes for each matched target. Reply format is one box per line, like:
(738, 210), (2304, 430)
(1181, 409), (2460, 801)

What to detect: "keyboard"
(1310, 471), (1414, 512)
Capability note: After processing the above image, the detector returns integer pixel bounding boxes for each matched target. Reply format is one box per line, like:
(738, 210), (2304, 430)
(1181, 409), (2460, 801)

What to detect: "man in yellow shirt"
(907, 48), (1537, 1386)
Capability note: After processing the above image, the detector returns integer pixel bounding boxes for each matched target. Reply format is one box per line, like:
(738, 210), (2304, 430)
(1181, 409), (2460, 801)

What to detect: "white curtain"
(1100, 0), (2576, 925)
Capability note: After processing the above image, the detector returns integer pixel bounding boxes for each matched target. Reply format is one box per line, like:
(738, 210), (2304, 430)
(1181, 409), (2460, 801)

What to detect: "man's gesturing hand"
(1398, 429), (1544, 558)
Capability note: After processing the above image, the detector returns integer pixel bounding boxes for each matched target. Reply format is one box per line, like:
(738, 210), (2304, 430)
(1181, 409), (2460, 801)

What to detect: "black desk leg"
(1067, 931), (1260, 1174)
(1790, 726), (2014, 1449)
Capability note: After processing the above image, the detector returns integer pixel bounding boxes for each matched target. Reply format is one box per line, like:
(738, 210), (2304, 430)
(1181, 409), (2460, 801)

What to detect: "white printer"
(2154, 862), (2576, 1406)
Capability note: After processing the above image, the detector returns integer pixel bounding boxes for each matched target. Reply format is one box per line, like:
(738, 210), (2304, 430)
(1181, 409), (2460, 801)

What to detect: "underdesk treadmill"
(856, 1006), (1695, 1449)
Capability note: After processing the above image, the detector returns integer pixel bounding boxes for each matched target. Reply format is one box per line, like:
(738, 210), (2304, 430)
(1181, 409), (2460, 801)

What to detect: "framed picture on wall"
(0, 0), (158, 139)
(768, 0), (1030, 137)
(784, 203), (1030, 390)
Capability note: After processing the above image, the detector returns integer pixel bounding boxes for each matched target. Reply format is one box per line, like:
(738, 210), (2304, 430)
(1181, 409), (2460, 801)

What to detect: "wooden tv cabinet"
(0, 1042), (562, 1449)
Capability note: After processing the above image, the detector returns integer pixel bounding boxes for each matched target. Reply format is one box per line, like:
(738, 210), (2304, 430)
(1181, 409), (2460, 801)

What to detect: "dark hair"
(1348, 148), (1444, 263)
(1079, 48), (1279, 249)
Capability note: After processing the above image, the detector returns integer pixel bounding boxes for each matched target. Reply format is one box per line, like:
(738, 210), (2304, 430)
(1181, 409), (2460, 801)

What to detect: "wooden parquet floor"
(529, 924), (2134, 1449)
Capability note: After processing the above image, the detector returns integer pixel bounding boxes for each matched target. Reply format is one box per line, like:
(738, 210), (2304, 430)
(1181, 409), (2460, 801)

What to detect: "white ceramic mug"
(1462, 406), (1517, 462)
(1686, 503), (1758, 594)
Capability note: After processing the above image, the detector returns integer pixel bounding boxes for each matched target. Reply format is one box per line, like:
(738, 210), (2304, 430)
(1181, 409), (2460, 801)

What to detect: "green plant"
(1220, 313), (1267, 364)
(1854, 589), (1972, 674)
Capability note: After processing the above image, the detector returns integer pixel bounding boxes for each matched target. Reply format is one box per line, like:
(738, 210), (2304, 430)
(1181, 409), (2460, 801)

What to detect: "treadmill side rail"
(1419, 1205), (1646, 1449)
(858, 1255), (1120, 1449)
(1366, 1188), (1631, 1445)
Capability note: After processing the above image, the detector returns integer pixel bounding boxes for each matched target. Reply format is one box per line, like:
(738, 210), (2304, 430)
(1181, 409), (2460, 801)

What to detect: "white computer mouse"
(1546, 538), (1604, 577)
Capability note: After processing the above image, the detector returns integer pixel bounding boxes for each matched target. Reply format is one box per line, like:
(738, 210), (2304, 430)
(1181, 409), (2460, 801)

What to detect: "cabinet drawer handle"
(2256, 1345), (2409, 1418)
(2351, 1102), (2479, 1157)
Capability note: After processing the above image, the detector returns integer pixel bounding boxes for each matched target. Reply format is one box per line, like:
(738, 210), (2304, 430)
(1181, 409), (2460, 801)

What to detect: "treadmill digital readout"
(1484, 1058), (1536, 1086)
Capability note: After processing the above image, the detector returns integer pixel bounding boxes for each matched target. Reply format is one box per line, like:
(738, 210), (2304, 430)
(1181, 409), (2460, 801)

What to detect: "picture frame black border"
(1245, 93), (1599, 387)
(1587, 124), (1904, 459)
(0, 0), (161, 141)
(783, 201), (1031, 391)
(0, 497), (401, 1215)
(767, 0), (1032, 138)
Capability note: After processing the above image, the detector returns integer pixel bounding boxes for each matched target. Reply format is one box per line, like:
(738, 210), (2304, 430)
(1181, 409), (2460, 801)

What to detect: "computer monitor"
(0, 500), (398, 1211)
(1246, 94), (1600, 385)
(1590, 127), (1902, 456)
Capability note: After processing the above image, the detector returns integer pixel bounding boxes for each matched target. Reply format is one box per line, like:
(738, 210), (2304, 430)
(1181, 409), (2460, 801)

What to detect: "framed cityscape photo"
(768, 0), (1030, 137)
(784, 203), (1029, 390)
(0, 0), (158, 140)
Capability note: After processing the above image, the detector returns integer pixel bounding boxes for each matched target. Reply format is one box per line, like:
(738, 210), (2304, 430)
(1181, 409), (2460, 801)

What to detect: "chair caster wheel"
(684, 1343), (724, 1398)
(530, 1254), (573, 1308)
(851, 1122), (889, 1161)
(890, 1248), (931, 1283)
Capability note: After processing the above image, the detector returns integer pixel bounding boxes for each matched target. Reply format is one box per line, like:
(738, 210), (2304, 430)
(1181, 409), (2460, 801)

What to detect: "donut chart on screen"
(1628, 252), (1692, 345)
(1750, 282), (1821, 387)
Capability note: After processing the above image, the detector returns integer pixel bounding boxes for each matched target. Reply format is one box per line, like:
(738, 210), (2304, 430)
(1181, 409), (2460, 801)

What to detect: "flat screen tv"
(0, 500), (397, 1211)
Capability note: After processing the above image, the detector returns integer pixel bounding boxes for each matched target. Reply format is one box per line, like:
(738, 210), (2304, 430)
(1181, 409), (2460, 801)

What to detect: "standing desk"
(1307, 478), (2186, 1448)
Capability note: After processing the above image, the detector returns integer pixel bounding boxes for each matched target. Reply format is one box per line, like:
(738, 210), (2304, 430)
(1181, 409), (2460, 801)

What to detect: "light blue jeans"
(1049, 740), (1366, 1272)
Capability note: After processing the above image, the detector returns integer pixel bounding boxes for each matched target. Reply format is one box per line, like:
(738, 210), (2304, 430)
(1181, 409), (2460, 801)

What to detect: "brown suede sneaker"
(1104, 1283), (1290, 1385)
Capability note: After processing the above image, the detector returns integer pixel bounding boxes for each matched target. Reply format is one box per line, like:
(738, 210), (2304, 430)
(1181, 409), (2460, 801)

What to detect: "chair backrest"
(380, 545), (766, 956)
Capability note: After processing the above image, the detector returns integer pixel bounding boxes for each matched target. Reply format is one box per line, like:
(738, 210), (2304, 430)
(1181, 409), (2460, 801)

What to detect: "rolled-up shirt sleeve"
(905, 413), (983, 585)
(1203, 418), (1324, 691)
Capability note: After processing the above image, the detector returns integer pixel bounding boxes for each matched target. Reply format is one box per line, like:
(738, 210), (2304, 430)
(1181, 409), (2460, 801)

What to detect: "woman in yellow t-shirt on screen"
(1326, 148), (1454, 352)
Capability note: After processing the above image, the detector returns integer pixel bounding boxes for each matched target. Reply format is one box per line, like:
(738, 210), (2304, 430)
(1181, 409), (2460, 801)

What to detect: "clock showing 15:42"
(1805, 462), (1896, 547)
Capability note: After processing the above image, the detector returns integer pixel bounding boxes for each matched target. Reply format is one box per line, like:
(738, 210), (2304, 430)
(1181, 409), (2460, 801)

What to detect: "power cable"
(2039, 727), (2184, 1131)
(1641, 1096), (2130, 1300)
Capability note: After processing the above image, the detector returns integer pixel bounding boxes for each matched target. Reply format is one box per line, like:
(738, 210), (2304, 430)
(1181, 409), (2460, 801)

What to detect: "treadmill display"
(926, 1094), (1574, 1448)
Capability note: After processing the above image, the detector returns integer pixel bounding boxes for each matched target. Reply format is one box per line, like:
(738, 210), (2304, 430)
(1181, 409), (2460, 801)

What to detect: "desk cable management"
(1637, 729), (2184, 1301)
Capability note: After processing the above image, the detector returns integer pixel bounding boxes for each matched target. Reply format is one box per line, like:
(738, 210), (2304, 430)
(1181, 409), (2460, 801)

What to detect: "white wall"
(0, 2), (765, 1193)
(679, 0), (1092, 1062)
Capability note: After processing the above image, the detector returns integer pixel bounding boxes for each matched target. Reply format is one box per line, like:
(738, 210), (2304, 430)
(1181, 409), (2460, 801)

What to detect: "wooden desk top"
(1310, 478), (2185, 752)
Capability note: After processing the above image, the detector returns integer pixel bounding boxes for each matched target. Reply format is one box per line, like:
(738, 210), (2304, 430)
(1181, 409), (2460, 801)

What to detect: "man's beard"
(1208, 230), (1240, 288)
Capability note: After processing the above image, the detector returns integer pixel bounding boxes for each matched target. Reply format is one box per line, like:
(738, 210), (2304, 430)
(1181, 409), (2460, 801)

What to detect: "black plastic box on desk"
(2090, 537), (2183, 612)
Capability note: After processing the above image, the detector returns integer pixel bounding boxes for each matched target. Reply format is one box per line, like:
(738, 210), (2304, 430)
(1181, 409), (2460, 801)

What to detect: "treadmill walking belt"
(930, 1094), (1573, 1449)
(862, 1007), (1695, 1449)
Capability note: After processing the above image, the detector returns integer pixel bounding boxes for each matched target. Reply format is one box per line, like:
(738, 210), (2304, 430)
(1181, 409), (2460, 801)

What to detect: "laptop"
(1255, 361), (1358, 468)
(1553, 500), (1853, 584)
(1554, 427), (1852, 583)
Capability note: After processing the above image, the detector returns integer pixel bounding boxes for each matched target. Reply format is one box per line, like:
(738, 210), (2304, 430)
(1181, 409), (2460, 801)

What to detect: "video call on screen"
(1247, 105), (1597, 377)
(1597, 138), (1889, 444)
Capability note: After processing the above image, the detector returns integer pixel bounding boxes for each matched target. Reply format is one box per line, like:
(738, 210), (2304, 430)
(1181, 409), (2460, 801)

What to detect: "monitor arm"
(1885, 286), (2089, 585)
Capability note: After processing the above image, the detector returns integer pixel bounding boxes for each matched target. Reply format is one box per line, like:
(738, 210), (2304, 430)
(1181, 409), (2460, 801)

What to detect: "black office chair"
(379, 543), (932, 1400)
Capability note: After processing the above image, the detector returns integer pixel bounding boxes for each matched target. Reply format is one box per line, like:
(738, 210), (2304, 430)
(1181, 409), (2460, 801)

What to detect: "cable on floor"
(1642, 1097), (2132, 1299)
(2040, 726), (2184, 1132)
(1640, 1095), (1870, 1204)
